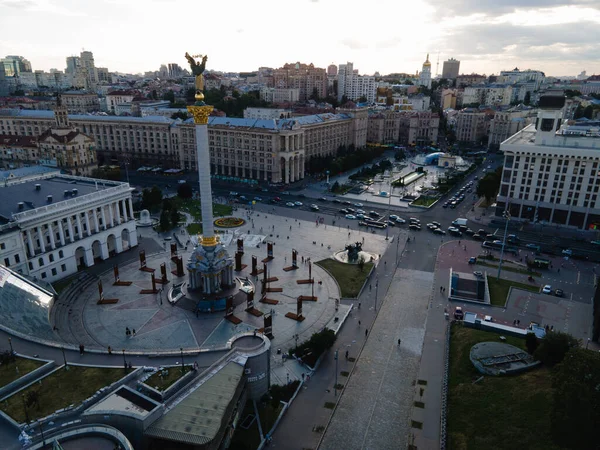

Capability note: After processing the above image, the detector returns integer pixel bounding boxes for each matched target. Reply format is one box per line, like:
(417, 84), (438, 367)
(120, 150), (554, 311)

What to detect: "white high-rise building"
(419, 54), (432, 89)
(337, 62), (376, 103)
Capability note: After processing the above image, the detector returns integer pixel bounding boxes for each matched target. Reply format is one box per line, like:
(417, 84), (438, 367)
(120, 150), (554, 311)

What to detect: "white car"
(356, 209), (366, 215)
(396, 218), (406, 224)
(484, 315), (493, 322)
(542, 285), (552, 294)
(389, 214), (399, 220)
(294, 201), (303, 206)
(354, 202), (363, 207)
(285, 202), (295, 207)
(345, 214), (357, 220)
(356, 214), (366, 219)
(473, 271), (483, 278)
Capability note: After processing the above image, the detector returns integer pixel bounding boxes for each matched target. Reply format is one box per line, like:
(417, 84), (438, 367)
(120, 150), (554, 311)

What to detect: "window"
(0, 243), (5, 250)
(59, 250), (64, 258)
(61, 264), (67, 272)
(38, 257), (44, 266)
(41, 272), (47, 279)
(49, 254), (54, 262)
(4, 258), (9, 267)
(28, 262), (33, 270)
(14, 254), (20, 263)
(51, 268), (57, 276)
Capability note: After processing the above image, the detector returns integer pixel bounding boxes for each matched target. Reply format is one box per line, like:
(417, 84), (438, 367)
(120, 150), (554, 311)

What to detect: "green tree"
(534, 331), (579, 367)
(177, 182), (193, 199)
(170, 208), (180, 227)
(310, 87), (320, 101)
(550, 348), (600, 449)
(358, 95), (368, 103)
(159, 210), (170, 231)
(151, 89), (158, 100)
(574, 104), (584, 119)
(476, 168), (501, 203)
(162, 90), (175, 104)
(583, 105), (594, 119)
(525, 332), (539, 354)
(394, 149), (406, 160)
(185, 87), (196, 103)
(149, 186), (163, 208)
(523, 91), (531, 105)
(331, 181), (340, 192)
(171, 111), (189, 120)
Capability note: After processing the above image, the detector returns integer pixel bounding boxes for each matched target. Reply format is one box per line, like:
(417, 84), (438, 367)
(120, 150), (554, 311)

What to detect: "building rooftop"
(0, 134), (38, 147)
(0, 175), (122, 223)
(86, 386), (160, 419)
(0, 166), (58, 183)
(0, 108), (175, 124)
(145, 361), (244, 446)
(503, 122), (600, 149)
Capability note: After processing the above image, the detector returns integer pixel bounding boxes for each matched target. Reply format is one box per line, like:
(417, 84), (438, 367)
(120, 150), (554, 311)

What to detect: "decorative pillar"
(25, 229), (34, 256)
(75, 214), (83, 239)
(66, 217), (74, 243)
(108, 204), (114, 227)
(114, 202), (121, 224)
(128, 198), (134, 220)
(285, 158), (290, 184)
(122, 200), (128, 222)
(101, 207), (107, 230)
(37, 226), (46, 252)
(93, 209), (100, 233)
(57, 220), (66, 246)
(84, 211), (92, 236)
(48, 222), (56, 249)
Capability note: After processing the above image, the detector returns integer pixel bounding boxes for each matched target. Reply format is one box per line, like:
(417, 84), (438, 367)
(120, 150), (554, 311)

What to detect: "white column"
(285, 158), (290, 184)
(114, 202), (121, 224)
(25, 229), (34, 256)
(48, 222), (56, 249)
(75, 214), (83, 239)
(93, 209), (100, 233)
(121, 200), (128, 222)
(196, 124), (215, 239)
(128, 198), (134, 220)
(84, 211), (92, 236)
(108, 204), (114, 227)
(66, 217), (74, 243)
(37, 226), (46, 252)
(57, 220), (66, 246)
(101, 207), (107, 230)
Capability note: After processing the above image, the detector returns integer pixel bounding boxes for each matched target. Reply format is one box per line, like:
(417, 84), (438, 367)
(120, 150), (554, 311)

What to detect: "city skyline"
(1, 0), (600, 77)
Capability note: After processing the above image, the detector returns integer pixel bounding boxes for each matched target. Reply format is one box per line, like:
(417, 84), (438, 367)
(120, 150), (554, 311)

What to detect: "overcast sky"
(1, 0), (599, 77)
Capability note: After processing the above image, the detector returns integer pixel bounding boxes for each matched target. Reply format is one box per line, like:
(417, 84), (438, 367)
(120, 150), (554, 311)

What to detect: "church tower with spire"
(419, 53), (432, 89)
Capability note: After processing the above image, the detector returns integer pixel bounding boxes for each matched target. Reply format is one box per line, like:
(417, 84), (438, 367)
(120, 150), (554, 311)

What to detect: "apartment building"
(106, 90), (138, 114)
(367, 110), (401, 144)
(61, 91), (101, 113)
(463, 84), (513, 106)
(272, 63), (327, 102)
(243, 108), (292, 120)
(487, 106), (537, 149)
(399, 111), (439, 146)
(442, 58), (460, 80)
(454, 108), (490, 144)
(495, 94), (600, 230)
(337, 62), (376, 103)
(260, 87), (300, 104)
(0, 135), (39, 168)
(0, 170), (137, 282)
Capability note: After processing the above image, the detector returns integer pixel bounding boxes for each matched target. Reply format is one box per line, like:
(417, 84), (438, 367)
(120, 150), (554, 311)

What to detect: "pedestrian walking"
(79, 344), (84, 355)
(365, 328), (368, 337)
(345, 350), (349, 360)
(132, 329), (136, 336)
(108, 346), (112, 354)
(126, 327), (130, 337)
(358, 320), (361, 326)
(358, 302), (361, 309)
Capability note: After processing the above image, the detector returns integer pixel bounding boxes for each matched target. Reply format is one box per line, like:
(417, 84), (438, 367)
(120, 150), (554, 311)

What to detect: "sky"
(1, 0), (599, 77)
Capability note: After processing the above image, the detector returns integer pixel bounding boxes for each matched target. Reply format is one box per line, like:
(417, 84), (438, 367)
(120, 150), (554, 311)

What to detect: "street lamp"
(586, 338), (591, 350)
(385, 178), (392, 241)
(61, 347), (68, 369)
(334, 349), (339, 396)
(497, 210), (511, 279)
(8, 337), (13, 354)
(180, 347), (185, 374)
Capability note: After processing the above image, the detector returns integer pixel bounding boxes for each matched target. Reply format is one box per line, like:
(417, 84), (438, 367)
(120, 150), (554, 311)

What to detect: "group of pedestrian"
(513, 319), (521, 326)
(125, 327), (136, 337)
(440, 286), (446, 293)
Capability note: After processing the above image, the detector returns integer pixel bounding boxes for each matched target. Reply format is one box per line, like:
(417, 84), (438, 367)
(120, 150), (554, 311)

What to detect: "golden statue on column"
(185, 52), (208, 102)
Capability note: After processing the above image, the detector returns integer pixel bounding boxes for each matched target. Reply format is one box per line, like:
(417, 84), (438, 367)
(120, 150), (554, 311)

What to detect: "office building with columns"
(495, 93), (600, 230)
(0, 171), (137, 282)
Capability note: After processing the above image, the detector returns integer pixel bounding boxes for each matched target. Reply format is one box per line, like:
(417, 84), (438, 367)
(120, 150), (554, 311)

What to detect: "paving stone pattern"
(320, 268), (432, 450)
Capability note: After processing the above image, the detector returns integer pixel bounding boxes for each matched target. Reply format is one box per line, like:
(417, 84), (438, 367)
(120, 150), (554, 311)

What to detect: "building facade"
(419, 54), (432, 89)
(455, 108), (490, 144)
(0, 135), (39, 168)
(337, 62), (376, 103)
(272, 63), (327, 102)
(495, 94), (600, 230)
(487, 106), (537, 149)
(260, 87), (300, 104)
(0, 171), (138, 282)
(243, 108), (291, 120)
(442, 58), (460, 80)
(61, 91), (101, 113)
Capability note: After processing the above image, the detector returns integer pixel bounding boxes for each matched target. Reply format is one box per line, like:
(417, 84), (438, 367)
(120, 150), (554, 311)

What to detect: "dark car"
(333, 199), (342, 204)
(409, 224), (422, 231)
(369, 211), (380, 217)
(299, 194), (307, 198)
(342, 200), (352, 205)
(339, 208), (348, 214)
(554, 289), (564, 297)
(472, 234), (483, 241)
(464, 228), (476, 236)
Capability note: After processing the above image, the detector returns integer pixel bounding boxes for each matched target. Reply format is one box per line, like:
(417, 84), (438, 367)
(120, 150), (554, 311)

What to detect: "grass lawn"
(51, 275), (77, 295)
(229, 400), (282, 450)
(144, 366), (192, 392)
(186, 223), (202, 235)
(316, 258), (373, 298)
(486, 277), (540, 307)
(448, 325), (559, 450)
(412, 196), (438, 207)
(0, 366), (128, 423)
(0, 357), (44, 389)
(172, 197), (232, 221)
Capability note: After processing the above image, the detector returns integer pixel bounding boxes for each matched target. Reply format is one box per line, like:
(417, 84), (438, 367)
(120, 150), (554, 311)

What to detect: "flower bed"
(214, 217), (246, 228)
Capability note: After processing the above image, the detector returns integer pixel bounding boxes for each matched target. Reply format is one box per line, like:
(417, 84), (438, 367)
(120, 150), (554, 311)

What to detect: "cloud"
(425, 0), (600, 17)
(0, 0), (37, 8)
(0, 0), (86, 16)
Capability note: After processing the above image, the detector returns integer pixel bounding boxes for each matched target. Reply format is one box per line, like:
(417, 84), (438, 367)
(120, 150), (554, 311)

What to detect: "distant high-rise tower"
(65, 56), (80, 74)
(419, 54), (432, 89)
(327, 64), (338, 76)
(442, 58), (460, 80)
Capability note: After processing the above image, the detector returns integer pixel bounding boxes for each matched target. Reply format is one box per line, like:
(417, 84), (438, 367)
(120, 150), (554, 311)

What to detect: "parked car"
(356, 214), (366, 219)
(389, 214), (399, 221)
(525, 243), (541, 252)
(433, 228), (446, 235)
(464, 228), (476, 236)
(342, 200), (352, 205)
(484, 315), (493, 322)
(396, 218), (406, 224)
(354, 202), (363, 207)
(454, 307), (464, 320)
(554, 288), (564, 297)
(273, 196), (282, 202)
(333, 199), (342, 204)
(310, 204), (319, 211)
(562, 249), (573, 256)
(285, 202), (295, 207)
(345, 214), (357, 220)
(319, 197), (328, 201)
(339, 208), (348, 214)
(294, 201), (303, 206)
(254, 196), (262, 201)
(409, 224), (422, 231)
(473, 271), (484, 278)
(542, 285), (552, 294)
(468, 257), (477, 264)
(369, 211), (380, 217)
(387, 220), (396, 227)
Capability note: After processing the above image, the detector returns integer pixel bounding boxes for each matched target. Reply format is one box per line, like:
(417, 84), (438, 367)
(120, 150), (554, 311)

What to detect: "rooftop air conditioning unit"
(35, 184), (41, 191)
(72, 188), (78, 195)
(18, 202), (24, 210)
(47, 195), (53, 203)
(64, 190), (70, 197)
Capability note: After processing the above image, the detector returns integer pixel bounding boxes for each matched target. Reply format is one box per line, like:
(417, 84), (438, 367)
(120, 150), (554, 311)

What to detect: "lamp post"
(497, 210), (511, 279)
(8, 337), (13, 354)
(385, 178), (392, 241)
(586, 338), (591, 350)
(180, 347), (185, 374)
(61, 347), (68, 369)
(334, 349), (338, 396)
(37, 420), (46, 447)
(293, 333), (299, 350)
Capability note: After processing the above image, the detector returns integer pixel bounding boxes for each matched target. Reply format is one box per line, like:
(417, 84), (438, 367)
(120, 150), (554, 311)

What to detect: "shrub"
(534, 331), (579, 367)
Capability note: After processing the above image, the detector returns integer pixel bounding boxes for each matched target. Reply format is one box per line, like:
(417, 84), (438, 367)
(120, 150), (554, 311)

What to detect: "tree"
(523, 91), (531, 106)
(162, 90), (175, 104)
(583, 105), (594, 119)
(358, 95), (368, 103)
(550, 348), (600, 449)
(170, 208), (180, 227)
(171, 111), (189, 120)
(525, 332), (539, 354)
(331, 181), (340, 192)
(593, 281), (600, 342)
(159, 210), (170, 231)
(149, 186), (163, 208)
(185, 87), (196, 103)
(310, 87), (320, 102)
(574, 104), (584, 119)
(177, 182), (193, 199)
(357, 255), (365, 272)
(476, 168), (501, 203)
(534, 331), (579, 367)
(151, 89), (158, 100)
(394, 149), (406, 161)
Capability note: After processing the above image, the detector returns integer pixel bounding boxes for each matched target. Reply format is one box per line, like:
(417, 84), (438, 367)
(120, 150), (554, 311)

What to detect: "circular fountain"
(136, 209), (157, 227)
